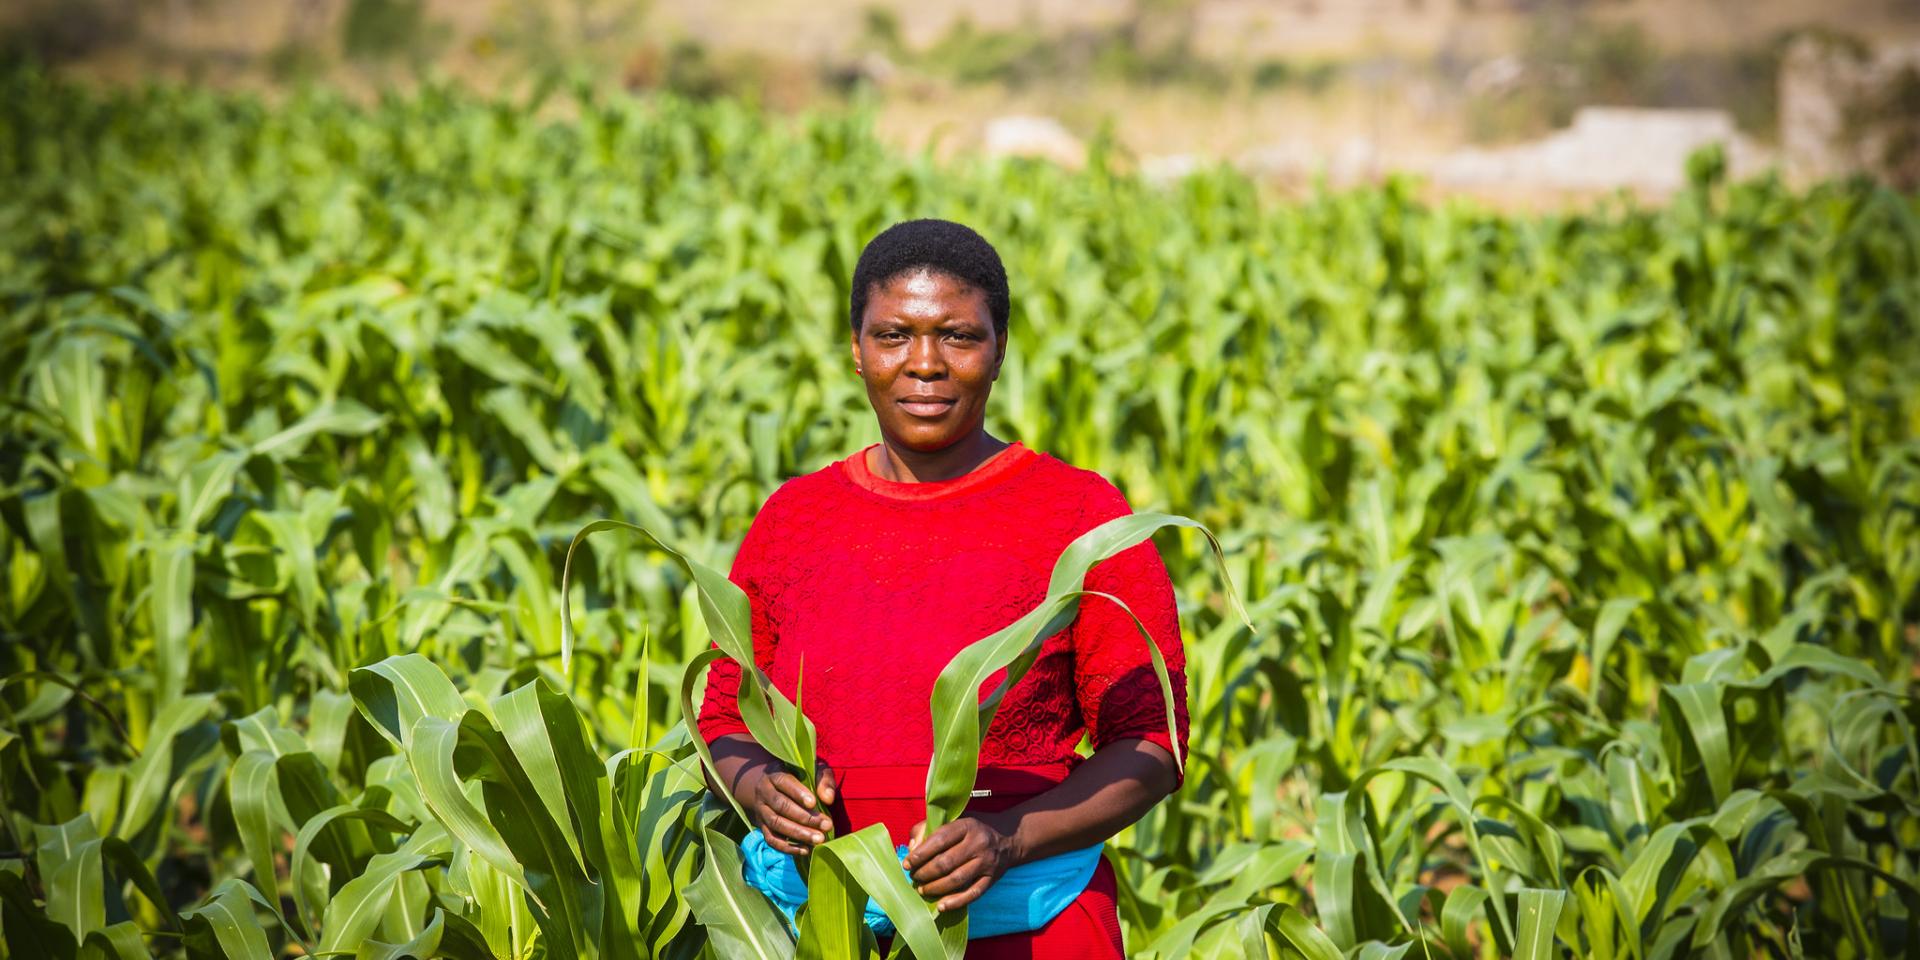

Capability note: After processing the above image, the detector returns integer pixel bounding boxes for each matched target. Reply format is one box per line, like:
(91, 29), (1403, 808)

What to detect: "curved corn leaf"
(119, 694), (216, 840)
(353, 907), (444, 960)
(561, 519), (816, 787)
(290, 804), (413, 942)
(350, 655), (466, 749)
(678, 649), (751, 824)
(251, 399), (385, 460)
(226, 750), (281, 901)
(925, 513), (1247, 831)
(1689, 848), (1920, 949)
(276, 751), (375, 922)
(594, 754), (649, 960)
(1232, 903), (1342, 960)
(181, 881), (273, 960)
(431, 910), (497, 960)
(1146, 842), (1314, 959)
(317, 825), (450, 955)
(79, 921), (149, 960)
(1514, 888), (1567, 960)
(1440, 884), (1489, 960)
(494, 680), (599, 876)
(1588, 597), (1640, 708)
(684, 827), (795, 960)
(34, 814), (103, 943)
(795, 835), (877, 960)
(1661, 682), (1734, 807)
(47, 837), (104, 943)
(148, 540), (194, 707)
(817, 824), (967, 960)
(1616, 820), (1716, 928)
(97, 837), (181, 934)
(404, 715), (527, 890)
(0, 869), (79, 960)
(456, 709), (602, 960)
(1310, 789), (1406, 949)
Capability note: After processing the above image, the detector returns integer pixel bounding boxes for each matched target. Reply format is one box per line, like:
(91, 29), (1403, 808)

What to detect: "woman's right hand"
(737, 759), (839, 856)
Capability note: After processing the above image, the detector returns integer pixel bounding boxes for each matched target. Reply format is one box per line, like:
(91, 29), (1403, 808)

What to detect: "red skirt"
(828, 764), (1126, 959)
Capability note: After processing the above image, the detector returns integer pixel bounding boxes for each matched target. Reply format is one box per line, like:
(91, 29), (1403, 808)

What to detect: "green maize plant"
(2, 62), (1918, 959)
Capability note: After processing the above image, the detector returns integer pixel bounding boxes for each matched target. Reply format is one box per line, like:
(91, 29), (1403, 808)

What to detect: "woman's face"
(852, 269), (1006, 453)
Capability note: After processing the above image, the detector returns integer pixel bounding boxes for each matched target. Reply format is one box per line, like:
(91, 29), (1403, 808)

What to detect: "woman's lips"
(897, 396), (956, 417)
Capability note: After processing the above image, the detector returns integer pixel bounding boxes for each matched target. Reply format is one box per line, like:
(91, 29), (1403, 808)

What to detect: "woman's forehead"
(864, 270), (991, 323)
(871, 267), (977, 299)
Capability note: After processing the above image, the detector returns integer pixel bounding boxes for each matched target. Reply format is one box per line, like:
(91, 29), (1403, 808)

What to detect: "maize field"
(1, 66), (1917, 959)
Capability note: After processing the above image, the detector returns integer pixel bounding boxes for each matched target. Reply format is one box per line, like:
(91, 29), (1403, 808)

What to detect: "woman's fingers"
(935, 875), (995, 912)
(768, 773), (835, 832)
(814, 764), (838, 806)
(903, 817), (1015, 901)
(764, 790), (828, 836)
(764, 782), (810, 818)
(763, 831), (810, 857)
(910, 841), (976, 887)
(761, 810), (826, 848)
(903, 824), (963, 873)
(915, 858), (983, 898)
(759, 819), (811, 856)
(770, 772), (820, 809)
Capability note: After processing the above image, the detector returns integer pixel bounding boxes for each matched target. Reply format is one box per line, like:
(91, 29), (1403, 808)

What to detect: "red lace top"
(695, 443), (1188, 783)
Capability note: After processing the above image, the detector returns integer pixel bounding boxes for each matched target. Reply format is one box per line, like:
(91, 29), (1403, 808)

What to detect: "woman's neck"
(869, 430), (1010, 484)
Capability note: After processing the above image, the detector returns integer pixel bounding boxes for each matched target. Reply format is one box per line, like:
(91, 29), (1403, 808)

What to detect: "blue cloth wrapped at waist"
(739, 829), (1101, 938)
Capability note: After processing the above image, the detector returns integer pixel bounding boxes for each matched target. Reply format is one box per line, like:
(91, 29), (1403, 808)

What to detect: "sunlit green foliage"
(1, 64), (1917, 958)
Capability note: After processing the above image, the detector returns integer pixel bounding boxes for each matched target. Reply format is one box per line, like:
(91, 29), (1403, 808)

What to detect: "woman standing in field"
(697, 219), (1186, 957)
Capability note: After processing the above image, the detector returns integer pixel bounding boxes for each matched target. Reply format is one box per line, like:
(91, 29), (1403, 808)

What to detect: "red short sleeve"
(695, 504), (780, 745)
(1069, 485), (1190, 783)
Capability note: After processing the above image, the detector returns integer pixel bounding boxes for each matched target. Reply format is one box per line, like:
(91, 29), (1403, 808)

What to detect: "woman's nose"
(906, 335), (944, 378)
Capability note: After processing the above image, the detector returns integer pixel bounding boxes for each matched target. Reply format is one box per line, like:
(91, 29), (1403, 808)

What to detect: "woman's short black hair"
(849, 219), (1010, 335)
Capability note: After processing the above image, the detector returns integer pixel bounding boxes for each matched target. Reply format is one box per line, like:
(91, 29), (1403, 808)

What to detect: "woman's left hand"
(901, 812), (1023, 912)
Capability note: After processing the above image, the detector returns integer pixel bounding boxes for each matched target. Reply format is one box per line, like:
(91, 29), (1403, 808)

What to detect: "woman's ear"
(850, 331), (862, 377)
(992, 329), (1007, 380)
